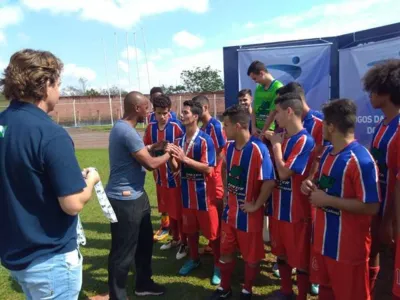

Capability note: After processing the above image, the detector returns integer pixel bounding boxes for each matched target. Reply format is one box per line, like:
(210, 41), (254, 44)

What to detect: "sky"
(0, 0), (399, 94)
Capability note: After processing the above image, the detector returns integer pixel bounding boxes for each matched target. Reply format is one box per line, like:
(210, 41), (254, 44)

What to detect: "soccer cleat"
(211, 266), (221, 285)
(311, 283), (319, 296)
(272, 262), (280, 278)
(160, 240), (180, 250)
(208, 287), (232, 299)
(240, 289), (252, 299)
(179, 259), (201, 275)
(153, 228), (169, 241)
(135, 280), (166, 297)
(176, 244), (189, 260)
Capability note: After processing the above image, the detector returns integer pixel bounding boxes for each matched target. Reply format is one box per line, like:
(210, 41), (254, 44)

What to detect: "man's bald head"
(123, 91), (149, 120)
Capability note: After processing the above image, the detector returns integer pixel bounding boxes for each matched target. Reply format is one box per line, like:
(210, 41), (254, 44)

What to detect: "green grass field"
(0, 149), (290, 300)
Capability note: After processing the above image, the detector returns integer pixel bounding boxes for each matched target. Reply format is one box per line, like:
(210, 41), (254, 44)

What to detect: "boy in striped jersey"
(362, 60), (400, 297)
(209, 105), (275, 300)
(193, 95), (227, 256)
(146, 87), (178, 124)
(238, 89), (253, 134)
(167, 100), (221, 285)
(302, 99), (381, 300)
(268, 93), (315, 300)
(143, 95), (188, 259)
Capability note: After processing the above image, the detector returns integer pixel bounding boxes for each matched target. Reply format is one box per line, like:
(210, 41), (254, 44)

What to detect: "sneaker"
(160, 240), (180, 250)
(153, 228), (169, 241)
(240, 289), (252, 299)
(135, 280), (166, 297)
(211, 266), (221, 285)
(176, 244), (189, 260)
(208, 287), (232, 299)
(179, 259), (201, 275)
(311, 283), (319, 296)
(272, 262), (280, 278)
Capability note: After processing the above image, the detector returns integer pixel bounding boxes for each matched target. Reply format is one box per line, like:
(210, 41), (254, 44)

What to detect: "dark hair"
(247, 60), (268, 76)
(363, 59), (400, 106)
(277, 82), (305, 98)
(152, 94), (171, 109)
(322, 98), (356, 135)
(183, 100), (203, 117)
(223, 104), (250, 128)
(275, 92), (303, 117)
(0, 49), (63, 102)
(150, 86), (163, 96)
(238, 89), (252, 98)
(192, 94), (209, 106)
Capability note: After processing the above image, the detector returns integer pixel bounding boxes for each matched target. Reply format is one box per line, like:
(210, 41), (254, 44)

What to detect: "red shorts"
(393, 237), (400, 297)
(270, 218), (311, 271)
(182, 206), (219, 241)
(220, 221), (264, 264)
(156, 185), (182, 219)
(310, 251), (370, 300)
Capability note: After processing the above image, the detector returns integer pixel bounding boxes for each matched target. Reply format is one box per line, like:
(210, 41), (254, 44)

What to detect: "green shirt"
(253, 80), (283, 131)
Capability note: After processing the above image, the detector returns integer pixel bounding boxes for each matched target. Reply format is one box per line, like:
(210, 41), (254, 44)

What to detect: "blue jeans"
(10, 248), (83, 300)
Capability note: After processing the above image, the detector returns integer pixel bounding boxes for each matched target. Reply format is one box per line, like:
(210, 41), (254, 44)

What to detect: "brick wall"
(52, 91), (226, 126)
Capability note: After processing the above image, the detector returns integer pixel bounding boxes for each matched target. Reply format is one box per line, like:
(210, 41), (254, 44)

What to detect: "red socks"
(220, 260), (235, 291)
(296, 271), (310, 300)
(369, 266), (380, 298)
(277, 260), (293, 295)
(177, 218), (187, 245)
(169, 219), (179, 241)
(244, 264), (259, 293)
(187, 233), (199, 261)
(210, 238), (221, 266)
(318, 285), (335, 300)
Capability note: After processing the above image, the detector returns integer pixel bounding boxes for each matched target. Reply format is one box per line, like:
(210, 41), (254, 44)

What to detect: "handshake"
(150, 141), (187, 162)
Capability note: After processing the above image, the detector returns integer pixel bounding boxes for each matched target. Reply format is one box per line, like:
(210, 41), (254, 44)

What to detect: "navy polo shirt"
(0, 100), (86, 271)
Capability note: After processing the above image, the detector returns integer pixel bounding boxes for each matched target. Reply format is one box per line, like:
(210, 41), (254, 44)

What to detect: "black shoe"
(240, 290), (252, 299)
(209, 287), (232, 299)
(135, 281), (166, 296)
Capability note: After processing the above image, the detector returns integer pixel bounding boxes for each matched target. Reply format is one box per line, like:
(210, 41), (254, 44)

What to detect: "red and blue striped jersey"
(313, 141), (381, 263)
(222, 136), (275, 232)
(201, 117), (227, 199)
(370, 115), (400, 217)
(146, 111), (178, 124)
(303, 110), (326, 147)
(175, 130), (216, 211)
(143, 119), (184, 188)
(272, 129), (315, 222)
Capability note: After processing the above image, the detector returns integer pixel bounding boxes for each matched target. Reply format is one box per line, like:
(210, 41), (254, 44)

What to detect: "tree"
(161, 84), (186, 94)
(85, 88), (100, 97)
(78, 77), (88, 94)
(180, 66), (224, 93)
(101, 86), (128, 97)
(61, 86), (83, 96)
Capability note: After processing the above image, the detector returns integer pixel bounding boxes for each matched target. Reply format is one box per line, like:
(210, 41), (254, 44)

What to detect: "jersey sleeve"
(143, 124), (152, 145)
(351, 156), (381, 203)
(201, 136), (216, 167)
(258, 144), (275, 181)
(213, 121), (227, 149)
(284, 135), (314, 175)
(313, 122), (324, 147)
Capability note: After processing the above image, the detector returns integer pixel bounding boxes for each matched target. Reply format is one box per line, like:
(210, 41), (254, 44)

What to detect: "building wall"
(51, 91), (226, 126)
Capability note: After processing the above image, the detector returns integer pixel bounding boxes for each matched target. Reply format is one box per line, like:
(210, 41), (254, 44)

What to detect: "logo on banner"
(266, 56), (302, 79)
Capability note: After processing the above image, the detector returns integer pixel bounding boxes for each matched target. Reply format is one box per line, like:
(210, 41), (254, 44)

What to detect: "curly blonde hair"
(0, 49), (63, 102)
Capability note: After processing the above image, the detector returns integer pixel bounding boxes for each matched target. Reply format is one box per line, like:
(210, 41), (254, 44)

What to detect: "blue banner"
(339, 37), (400, 146)
(238, 44), (331, 111)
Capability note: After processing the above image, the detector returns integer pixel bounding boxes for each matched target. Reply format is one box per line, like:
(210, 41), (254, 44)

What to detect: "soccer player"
(143, 95), (188, 260)
(269, 92), (315, 300)
(301, 99), (381, 300)
(147, 87), (177, 123)
(193, 95), (227, 255)
(238, 89), (253, 134)
(362, 60), (400, 297)
(247, 60), (283, 138)
(167, 100), (221, 285)
(209, 105), (275, 300)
